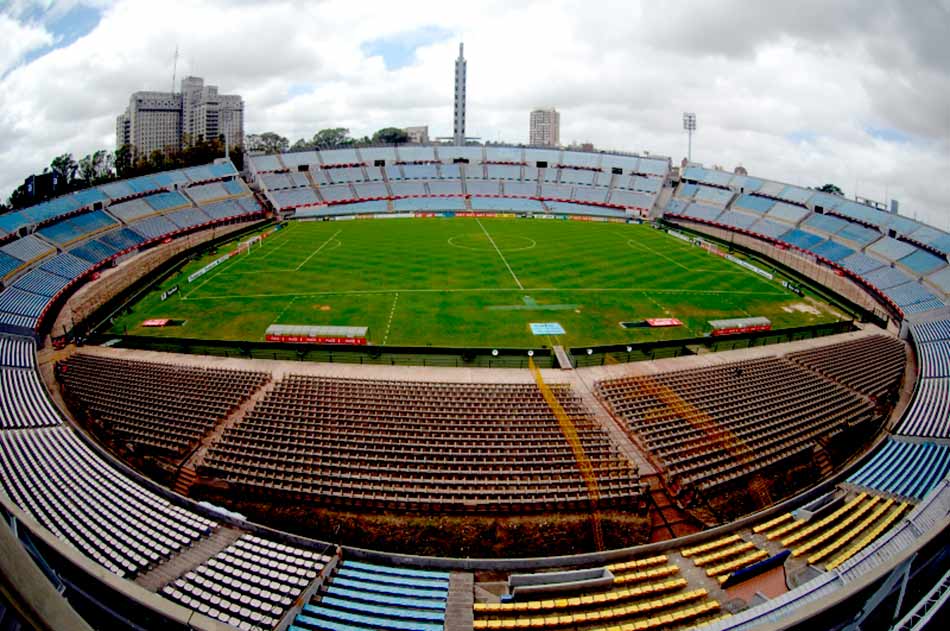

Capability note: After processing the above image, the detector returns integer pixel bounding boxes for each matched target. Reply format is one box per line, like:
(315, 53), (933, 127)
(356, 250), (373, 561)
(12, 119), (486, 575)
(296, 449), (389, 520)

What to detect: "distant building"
(734, 165), (748, 176)
(529, 108), (560, 147)
(116, 76), (244, 158)
(453, 43), (467, 146)
(405, 126), (429, 144)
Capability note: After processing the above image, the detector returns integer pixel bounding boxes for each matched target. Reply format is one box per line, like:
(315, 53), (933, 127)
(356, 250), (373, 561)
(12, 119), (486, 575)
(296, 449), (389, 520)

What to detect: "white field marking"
(447, 234), (537, 252)
(259, 237), (292, 259)
(183, 245), (252, 299)
(624, 238), (691, 272)
(476, 218), (524, 289)
(184, 286), (787, 301)
(382, 292), (399, 345)
(639, 290), (673, 316)
(272, 295), (298, 324)
(295, 229), (342, 271)
(235, 239), (342, 271)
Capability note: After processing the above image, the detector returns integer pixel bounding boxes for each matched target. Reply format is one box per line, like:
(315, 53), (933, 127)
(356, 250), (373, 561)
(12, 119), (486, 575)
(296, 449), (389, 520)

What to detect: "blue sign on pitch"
(530, 322), (565, 335)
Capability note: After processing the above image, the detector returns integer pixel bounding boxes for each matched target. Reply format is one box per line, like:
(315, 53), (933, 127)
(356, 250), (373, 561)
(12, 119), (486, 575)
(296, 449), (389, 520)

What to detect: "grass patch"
(109, 218), (846, 347)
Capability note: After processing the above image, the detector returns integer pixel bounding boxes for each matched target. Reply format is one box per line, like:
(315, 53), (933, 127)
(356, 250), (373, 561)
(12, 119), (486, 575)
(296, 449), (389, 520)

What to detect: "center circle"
(448, 233), (537, 252)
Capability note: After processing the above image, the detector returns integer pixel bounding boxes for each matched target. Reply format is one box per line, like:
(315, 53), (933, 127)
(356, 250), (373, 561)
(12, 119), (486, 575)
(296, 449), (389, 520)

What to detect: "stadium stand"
(272, 188), (321, 209)
(11, 267), (70, 297)
(467, 180), (502, 196)
(69, 239), (118, 266)
(161, 534), (327, 629)
(293, 560), (449, 631)
(801, 212), (848, 236)
(59, 354), (270, 455)
(547, 201), (626, 218)
(0, 287), (47, 318)
(0, 426), (217, 577)
(98, 227), (146, 252)
(426, 180), (463, 196)
(847, 439), (950, 501)
(199, 375), (644, 512)
(166, 208), (214, 230)
(144, 190), (190, 212)
(470, 197), (544, 212)
(297, 201), (387, 217)
(185, 182), (235, 205)
(595, 342), (902, 493)
(129, 215), (180, 241)
(0, 363), (61, 428)
(899, 248), (946, 276)
(0, 334), (34, 368)
(472, 560), (720, 630)
(785, 334), (905, 400)
(108, 197), (157, 223)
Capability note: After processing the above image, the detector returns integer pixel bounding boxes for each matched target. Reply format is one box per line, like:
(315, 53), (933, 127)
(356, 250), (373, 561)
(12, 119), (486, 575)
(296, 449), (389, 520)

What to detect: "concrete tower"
(453, 42), (466, 146)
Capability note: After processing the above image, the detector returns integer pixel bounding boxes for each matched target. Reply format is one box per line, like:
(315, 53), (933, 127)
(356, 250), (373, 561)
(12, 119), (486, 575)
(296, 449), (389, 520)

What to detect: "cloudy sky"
(1, 0), (949, 228)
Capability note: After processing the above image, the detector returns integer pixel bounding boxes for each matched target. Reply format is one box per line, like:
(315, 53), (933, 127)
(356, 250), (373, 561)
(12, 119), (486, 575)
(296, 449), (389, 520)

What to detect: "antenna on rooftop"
(171, 45), (179, 94)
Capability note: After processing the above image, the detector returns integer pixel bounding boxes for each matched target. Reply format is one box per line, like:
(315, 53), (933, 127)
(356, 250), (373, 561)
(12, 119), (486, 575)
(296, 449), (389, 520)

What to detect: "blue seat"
(336, 568), (449, 592)
(327, 585), (446, 611)
(331, 576), (447, 600)
(317, 597), (445, 622)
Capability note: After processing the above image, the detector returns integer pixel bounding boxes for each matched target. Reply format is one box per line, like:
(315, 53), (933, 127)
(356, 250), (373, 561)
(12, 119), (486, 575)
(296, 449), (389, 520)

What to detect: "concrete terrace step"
(133, 525), (245, 593)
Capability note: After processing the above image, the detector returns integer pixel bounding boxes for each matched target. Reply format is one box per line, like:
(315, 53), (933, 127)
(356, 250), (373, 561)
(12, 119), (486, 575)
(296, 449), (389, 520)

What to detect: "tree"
(245, 132), (289, 154)
(817, 183), (844, 196)
(78, 150), (113, 184)
(50, 153), (78, 190)
(114, 145), (133, 178)
(371, 127), (409, 145)
(311, 127), (352, 148)
(290, 138), (313, 151)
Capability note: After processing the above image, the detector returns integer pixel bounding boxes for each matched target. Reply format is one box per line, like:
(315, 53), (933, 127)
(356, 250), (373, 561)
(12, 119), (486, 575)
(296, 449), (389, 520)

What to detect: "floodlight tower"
(683, 112), (696, 162)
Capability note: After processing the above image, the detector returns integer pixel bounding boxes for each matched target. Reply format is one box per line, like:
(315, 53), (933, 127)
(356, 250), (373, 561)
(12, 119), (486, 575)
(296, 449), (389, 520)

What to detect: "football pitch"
(109, 218), (846, 347)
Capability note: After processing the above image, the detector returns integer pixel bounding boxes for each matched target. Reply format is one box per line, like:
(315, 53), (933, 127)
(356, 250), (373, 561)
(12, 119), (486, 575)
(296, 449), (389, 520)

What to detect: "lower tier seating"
(595, 340), (901, 493)
(785, 334), (905, 400)
(58, 354), (270, 454)
(292, 560), (450, 631)
(472, 555), (720, 631)
(200, 375), (644, 512)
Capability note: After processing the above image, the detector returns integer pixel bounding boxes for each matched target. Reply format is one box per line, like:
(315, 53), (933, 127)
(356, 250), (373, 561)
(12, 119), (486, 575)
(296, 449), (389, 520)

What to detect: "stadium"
(1, 137), (948, 631)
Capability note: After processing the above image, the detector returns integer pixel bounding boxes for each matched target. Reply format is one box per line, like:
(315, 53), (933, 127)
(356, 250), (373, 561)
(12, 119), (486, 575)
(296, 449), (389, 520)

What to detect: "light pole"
(683, 112), (696, 163)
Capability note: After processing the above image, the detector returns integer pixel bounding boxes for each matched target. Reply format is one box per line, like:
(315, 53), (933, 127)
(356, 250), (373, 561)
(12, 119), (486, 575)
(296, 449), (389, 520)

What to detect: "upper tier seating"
(161, 534), (328, 630)
(0, 360), (61, 428)
(59, 354), (270, 455)
(1, 234), (54, 265)
(201, 375), (643, 512)
(0, 426), (216, 578)
(0, 334), (34, 368)
(847, 439), (950, 501)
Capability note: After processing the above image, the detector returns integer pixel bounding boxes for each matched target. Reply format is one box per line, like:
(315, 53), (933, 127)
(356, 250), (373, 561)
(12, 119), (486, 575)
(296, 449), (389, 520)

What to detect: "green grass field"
(108, 218), (846, 347)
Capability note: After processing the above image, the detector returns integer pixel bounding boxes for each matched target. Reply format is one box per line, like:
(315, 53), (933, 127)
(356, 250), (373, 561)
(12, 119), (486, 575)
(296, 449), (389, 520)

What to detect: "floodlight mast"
(683, 112), (697, 162)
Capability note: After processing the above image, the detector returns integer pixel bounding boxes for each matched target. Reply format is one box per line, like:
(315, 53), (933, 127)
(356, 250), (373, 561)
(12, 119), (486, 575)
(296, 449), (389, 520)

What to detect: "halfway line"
(476, 218), (523, 290)
(296, 229), (341, 271)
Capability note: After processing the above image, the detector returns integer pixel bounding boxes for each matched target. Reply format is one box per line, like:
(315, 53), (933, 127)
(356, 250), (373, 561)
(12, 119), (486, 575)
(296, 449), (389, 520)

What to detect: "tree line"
(246, 127), (411, 154)
(1, 137), (240, 213)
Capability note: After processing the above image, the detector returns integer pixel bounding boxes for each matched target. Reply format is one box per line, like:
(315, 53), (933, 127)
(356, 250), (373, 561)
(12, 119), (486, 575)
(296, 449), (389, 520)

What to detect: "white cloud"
(0, 14), (53, 76)
(0, 0), (948, 230)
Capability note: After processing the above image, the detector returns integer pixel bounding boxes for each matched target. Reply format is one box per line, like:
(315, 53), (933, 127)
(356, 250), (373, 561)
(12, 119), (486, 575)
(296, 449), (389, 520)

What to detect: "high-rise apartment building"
(116, 76), (244, 157)
(529, 108), (560, 147)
